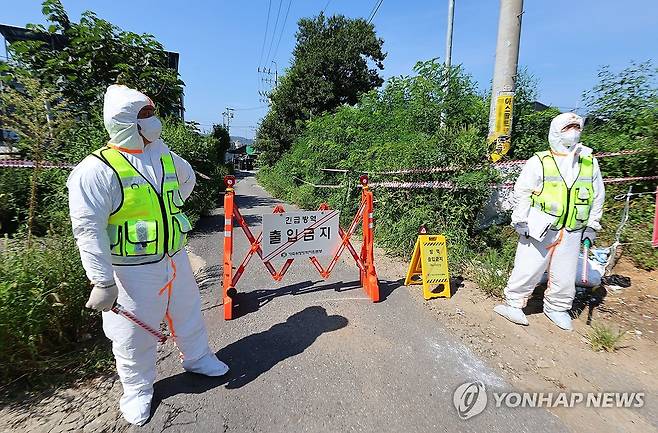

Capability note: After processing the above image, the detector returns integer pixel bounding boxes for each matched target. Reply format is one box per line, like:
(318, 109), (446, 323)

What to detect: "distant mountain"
(230, 136), (254, 145)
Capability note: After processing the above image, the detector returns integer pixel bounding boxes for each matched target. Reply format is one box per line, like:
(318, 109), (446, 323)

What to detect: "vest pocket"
(167, 190), (185, 214)
(573, 187), (591, 222)
(125, 220), (158, 256)
(107, 224), (122, 256)
(171, 213), (192, 251)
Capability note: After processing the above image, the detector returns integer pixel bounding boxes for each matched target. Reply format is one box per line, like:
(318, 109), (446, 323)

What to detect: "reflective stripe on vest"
(92, 147), (193, 266)
(530, 150), (594, 231)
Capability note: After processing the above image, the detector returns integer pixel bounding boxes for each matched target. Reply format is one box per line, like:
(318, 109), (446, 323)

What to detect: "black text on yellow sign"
(405, 235), (451, 299)
(489, 93), (514, 162)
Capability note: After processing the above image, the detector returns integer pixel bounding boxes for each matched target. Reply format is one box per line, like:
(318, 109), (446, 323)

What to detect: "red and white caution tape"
(602, 175), (658, 184)
(0, 159), (75, 169)
(355, 149), (648, 175)
(369, 175), (658, 190)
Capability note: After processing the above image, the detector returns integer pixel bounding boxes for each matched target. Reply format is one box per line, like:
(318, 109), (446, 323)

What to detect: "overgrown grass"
(587, 323), (625, 352)
(464, 250), (513, 298)
(0, 234), (113, 385)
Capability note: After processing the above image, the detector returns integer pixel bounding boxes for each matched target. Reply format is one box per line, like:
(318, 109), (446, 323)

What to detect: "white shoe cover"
(119, 388), (152, 426)
(544, 308), (573, 331)
(182, 352), (229, 377)
(494, 304), (529, 326)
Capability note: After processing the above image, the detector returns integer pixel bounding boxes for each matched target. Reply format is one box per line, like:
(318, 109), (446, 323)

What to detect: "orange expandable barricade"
(221, 175), (380, 320)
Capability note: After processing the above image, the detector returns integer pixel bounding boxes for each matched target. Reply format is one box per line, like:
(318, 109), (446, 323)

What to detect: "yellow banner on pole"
(404, 234), (451, 299)
(489, 93), (514, 162)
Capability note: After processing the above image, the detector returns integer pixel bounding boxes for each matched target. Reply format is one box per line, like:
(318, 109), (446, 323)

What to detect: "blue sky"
(3, 1), (657, 138)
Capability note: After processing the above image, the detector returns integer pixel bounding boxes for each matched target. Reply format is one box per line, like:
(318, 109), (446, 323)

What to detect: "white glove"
(86, 282), (119, 312)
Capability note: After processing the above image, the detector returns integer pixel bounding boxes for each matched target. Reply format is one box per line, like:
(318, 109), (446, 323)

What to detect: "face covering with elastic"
(558, 129), (581, 149)
(137, 116), (162, 142)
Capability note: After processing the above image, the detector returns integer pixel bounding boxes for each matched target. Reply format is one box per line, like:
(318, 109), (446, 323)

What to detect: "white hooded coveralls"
(67, 85), (213, 424)
(504, 113), (605, 312)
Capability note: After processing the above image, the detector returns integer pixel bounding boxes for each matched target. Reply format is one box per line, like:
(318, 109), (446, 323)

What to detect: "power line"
(264, 0), (284, 69)
(322, 0), (332, 14)
(231, 106), (269, 111)
(367, 0), (384, 24)
(258, 0), (273, 69)
(269, 0), (293, 66)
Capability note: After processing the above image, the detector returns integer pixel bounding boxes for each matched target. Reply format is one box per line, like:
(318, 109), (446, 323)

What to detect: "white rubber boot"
(119, 388), (152, 426)
(494, 304), (529, 326)
(544, 307), (573, 331)
(182, 352), (229, 377)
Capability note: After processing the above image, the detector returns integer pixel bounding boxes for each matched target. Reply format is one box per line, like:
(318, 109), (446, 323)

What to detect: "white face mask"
(558, 129), (581, 149)
(137, 116), (162, 143)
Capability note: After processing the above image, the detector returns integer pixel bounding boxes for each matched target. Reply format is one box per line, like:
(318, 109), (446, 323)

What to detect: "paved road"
(138, 171), (569, 433)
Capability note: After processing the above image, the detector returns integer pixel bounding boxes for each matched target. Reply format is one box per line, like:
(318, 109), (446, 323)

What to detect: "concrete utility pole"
(440, 0), (455, 127)
(223, 107), (234, 134)
(488, 0), (523, 162)
(444, 0), (455, 71)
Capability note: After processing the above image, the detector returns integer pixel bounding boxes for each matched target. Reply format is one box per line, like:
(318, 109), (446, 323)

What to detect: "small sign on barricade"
(221, 175), (379, 320)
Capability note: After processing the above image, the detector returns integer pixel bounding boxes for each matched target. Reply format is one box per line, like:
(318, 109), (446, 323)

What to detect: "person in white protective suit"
(494, 112), (605, 331)
(67, 84), (229, 426)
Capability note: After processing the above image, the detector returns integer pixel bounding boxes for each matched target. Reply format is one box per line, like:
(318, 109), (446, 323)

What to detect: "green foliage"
(511, 108), (561, 159)
(0, 73), (75, 241)
(583, 61), (658, 136)
(7, 0), (183, 116)
(161, 119), (233, 224)
(582, 62), (658, 270)
(256, 13), (386, 165)
(0, 234), (112, 383)
(587, 323), (625, 352)
(259, 60), (498, 268)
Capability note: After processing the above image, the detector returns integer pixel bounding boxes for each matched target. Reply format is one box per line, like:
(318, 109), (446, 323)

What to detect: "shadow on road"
(236, 195), (281, 210)
(232, 280), (361, 319)
(191, 214), (223, 236)
(150, 306), (348, 416)
(230, 277), (402, 319)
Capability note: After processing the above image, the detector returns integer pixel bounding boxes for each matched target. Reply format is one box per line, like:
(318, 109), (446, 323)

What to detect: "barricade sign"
(405, 233), (451, 299)
(261, 210), (341, 261)
(221, 175), (380, 320)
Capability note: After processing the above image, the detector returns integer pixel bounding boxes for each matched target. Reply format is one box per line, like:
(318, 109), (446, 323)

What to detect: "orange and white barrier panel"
(221, 175), (379, 320)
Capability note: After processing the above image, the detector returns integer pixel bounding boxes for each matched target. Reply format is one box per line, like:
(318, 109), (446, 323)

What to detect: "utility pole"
(444, 0), (455, 72)
(440, 0), (455, 127)
(488, 0), (523, 162)
(222, 107), (234, 134)
(271, 61), (278, 88)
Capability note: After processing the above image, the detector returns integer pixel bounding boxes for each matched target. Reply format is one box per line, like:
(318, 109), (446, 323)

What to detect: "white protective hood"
(103, 85), (153, 153)
(547, 112), (585, 155)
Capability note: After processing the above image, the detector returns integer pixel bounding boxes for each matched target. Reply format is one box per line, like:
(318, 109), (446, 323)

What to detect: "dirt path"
(412, 257), (658, 433)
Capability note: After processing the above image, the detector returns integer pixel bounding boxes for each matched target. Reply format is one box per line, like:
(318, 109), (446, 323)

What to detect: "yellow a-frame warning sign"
(404, 234), (451, 299)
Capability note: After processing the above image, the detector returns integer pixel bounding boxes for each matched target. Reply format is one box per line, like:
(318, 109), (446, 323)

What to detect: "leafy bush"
(259, 60), (498, 269)
(162, 118), (233, 223)
(0, 234), (110, 383)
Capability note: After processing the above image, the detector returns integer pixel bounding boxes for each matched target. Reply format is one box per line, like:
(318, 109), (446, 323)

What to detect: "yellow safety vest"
(92, 147), (193, 266)
(530, 150), (594, 231)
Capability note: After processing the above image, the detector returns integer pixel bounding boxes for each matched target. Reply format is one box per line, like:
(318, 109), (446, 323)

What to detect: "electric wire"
(264, 0), (284, 70)
(367, 0), (384, 24)
(269, 0), (293, 67)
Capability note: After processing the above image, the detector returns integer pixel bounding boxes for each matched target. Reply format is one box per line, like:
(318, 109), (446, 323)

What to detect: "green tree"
(7, 0), (183, 116)
(0, 73), (73, 243)
(257, 13), (386, 165)
(583, 61), (658, 136)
